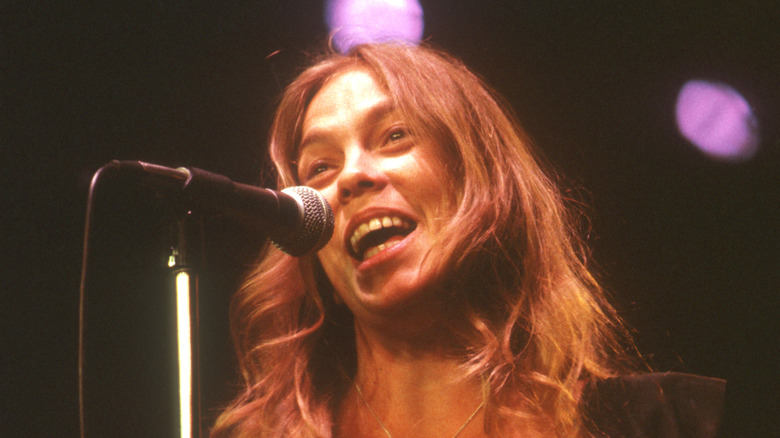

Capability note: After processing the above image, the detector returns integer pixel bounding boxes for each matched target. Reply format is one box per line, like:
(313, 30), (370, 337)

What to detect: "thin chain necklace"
(353, 381), (486, 438)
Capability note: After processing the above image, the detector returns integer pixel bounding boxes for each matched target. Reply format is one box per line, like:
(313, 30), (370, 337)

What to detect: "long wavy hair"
(212, 43), (636, 437)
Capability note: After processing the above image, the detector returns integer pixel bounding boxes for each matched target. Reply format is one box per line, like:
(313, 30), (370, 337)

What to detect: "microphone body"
(107, 160), (334, 256)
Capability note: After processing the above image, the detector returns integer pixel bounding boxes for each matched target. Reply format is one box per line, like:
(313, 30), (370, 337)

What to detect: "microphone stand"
(79, 161), (332, 436)
(168, 209), (203, 438)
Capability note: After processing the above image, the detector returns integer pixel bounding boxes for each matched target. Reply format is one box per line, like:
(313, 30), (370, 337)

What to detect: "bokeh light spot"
(326, 0), (424, 54)
(675, 80), (760, 162)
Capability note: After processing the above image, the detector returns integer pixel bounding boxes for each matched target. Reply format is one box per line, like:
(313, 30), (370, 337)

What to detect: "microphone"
(105, 160), (334, 256)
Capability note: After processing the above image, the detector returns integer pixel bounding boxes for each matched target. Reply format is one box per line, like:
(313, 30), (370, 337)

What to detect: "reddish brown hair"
(212, 43), (635, 437)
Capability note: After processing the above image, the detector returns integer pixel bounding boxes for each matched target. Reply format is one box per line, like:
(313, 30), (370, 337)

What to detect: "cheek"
(316, 242), (350, 293)
(407, 149), (452, 195)
(316, 242), (339, 275)
(408, 171), (455, 220)
(317, 185), (340, 211)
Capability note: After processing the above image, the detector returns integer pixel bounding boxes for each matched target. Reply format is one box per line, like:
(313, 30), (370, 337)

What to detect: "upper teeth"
(349, 216), (413, 257)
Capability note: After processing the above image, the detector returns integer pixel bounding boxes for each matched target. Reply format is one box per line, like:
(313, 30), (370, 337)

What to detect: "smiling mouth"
(348, 216), (417, 261)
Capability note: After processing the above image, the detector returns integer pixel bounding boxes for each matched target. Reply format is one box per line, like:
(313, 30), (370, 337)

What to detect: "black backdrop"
(3, 2), (777, 436)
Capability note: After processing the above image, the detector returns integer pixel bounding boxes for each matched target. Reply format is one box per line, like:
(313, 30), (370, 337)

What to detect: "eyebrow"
(297, 99), (397, 157)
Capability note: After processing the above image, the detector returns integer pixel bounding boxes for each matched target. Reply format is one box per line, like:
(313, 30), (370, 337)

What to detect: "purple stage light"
(675, 80), (760, 162)
(326, 0), (424, 54)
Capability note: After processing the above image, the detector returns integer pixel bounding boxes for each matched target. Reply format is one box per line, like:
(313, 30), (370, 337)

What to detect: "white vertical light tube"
(176, 271), (192, 438)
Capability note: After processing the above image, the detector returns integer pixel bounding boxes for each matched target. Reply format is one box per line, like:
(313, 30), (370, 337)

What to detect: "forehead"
(303, 68), (389, 128)
(297, 69), (395, 158)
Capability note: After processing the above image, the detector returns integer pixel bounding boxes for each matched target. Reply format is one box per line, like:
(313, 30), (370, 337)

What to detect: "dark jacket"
(582, 372), (726, 438)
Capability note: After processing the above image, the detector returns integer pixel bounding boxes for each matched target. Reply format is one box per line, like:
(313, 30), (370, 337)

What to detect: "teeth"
(363, 240), (402, 260)
(349, 215), (414, 259)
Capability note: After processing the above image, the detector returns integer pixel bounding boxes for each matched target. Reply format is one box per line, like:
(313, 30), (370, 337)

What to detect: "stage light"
(325, 0), (424, 54)
(675, 80), (760, 162)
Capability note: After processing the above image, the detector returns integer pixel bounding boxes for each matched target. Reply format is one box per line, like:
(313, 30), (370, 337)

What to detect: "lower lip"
(355, 231), (414, 272)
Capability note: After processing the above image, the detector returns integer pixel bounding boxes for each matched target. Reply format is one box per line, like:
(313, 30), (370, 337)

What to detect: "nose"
(336, 149), (386, 204)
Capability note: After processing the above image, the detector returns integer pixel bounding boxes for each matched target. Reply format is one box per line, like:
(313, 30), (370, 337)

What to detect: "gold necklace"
(353, 381), (486, 438)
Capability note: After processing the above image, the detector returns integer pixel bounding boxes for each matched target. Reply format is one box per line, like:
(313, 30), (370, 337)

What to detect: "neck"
(336, 319), (487, 438)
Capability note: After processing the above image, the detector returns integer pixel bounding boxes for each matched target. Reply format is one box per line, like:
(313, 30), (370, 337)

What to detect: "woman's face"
(296, 68), (455, 325)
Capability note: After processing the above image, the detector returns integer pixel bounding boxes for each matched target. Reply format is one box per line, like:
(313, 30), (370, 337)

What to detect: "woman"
(212, 43), (724, 437)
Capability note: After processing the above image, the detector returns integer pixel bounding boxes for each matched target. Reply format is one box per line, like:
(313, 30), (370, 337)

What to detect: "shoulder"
(581, 372), (726, 438)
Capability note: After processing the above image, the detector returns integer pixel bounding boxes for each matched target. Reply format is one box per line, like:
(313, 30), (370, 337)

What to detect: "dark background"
(3, 1), (777, 436)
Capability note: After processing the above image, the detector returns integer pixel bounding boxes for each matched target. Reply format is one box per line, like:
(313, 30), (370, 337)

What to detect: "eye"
(388, 128), (406, 142)
(303, 160), (332, 182)
(375, 124), (414, 155)
(387, 126), (409, 142)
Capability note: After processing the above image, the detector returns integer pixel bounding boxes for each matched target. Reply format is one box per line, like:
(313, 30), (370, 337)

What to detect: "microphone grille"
(273, 186), (334, 256)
